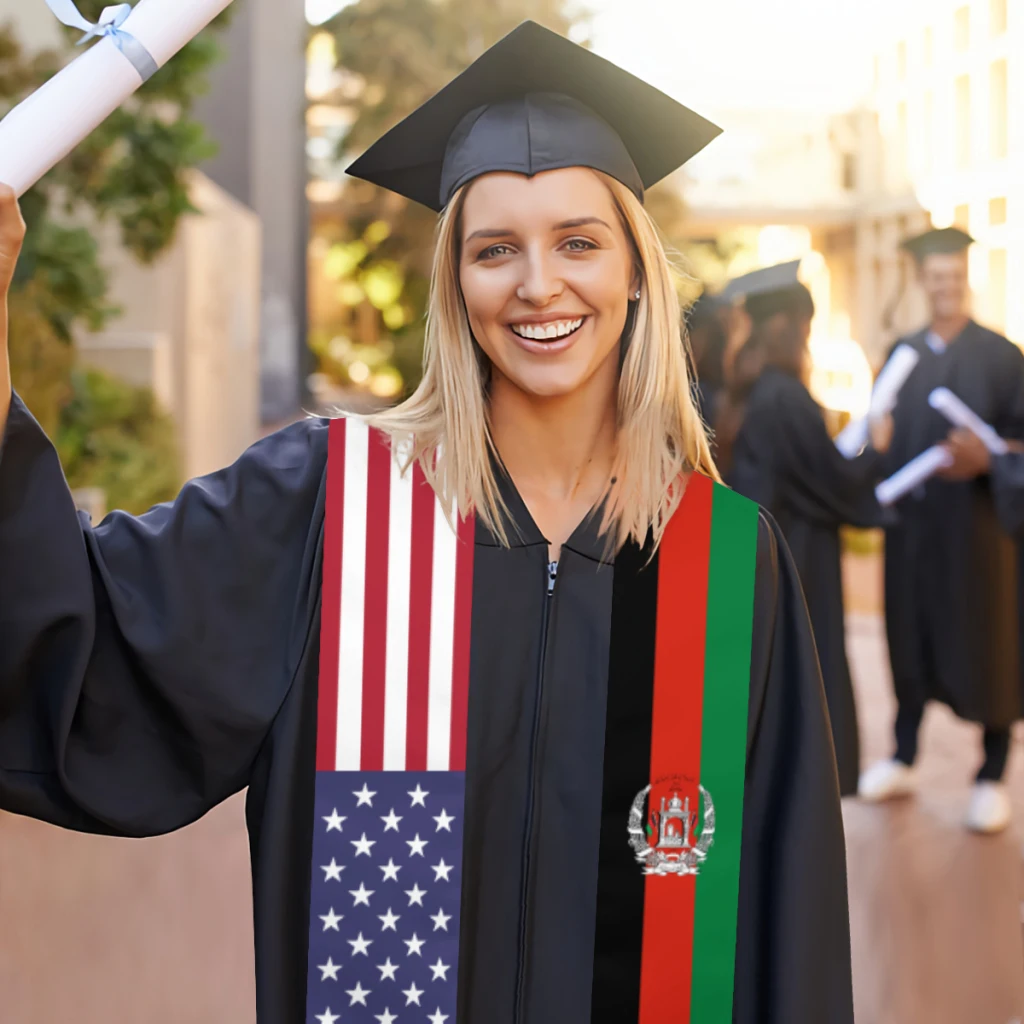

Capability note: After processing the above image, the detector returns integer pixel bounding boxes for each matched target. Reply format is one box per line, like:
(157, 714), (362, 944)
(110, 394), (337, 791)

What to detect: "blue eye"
(479, 243), (515, 260)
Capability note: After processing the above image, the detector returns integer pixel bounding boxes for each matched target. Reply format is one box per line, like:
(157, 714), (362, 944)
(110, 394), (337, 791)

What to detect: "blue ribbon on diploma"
(44, 0), (159, 82)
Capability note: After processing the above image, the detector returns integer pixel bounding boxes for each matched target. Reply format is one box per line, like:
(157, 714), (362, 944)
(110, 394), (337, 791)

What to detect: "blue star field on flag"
(307, 772), (465, 1024)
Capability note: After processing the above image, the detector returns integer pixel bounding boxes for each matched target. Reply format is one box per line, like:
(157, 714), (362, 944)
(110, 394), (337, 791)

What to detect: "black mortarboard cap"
(900, 226), (974, 262)
(719, 260), (802, 302)
(345, 21), (722, 212)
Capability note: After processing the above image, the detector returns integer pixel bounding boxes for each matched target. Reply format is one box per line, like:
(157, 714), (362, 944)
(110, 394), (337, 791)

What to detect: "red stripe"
(638, 473), (713, 1024)
(449, 512), (476, 771)
(406, 463), (435, 771)
(316, 419), (345, 771)
(360, 429), (391, 771)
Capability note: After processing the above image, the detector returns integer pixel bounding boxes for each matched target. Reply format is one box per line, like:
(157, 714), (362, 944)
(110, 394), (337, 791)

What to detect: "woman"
(0, 23), (853, 1024)
(686, 291), (726, 428)
(726, 270), (891, 796)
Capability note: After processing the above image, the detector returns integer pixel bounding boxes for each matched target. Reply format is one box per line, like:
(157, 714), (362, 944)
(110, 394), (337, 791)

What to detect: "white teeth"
(510, 318), (584, 340)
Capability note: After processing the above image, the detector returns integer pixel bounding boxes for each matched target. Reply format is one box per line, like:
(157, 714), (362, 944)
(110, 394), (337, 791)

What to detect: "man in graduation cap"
(859, 227), (1024, 833)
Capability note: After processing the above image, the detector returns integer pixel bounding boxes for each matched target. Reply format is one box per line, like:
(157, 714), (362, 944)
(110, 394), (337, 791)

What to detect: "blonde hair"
(369, 172), (719, 552)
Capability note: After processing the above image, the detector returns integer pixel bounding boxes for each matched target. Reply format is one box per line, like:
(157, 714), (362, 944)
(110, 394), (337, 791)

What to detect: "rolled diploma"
(875, 445), (954, 507)
(835, 345), (921, 459)
(928, 387), (1009, 456)
(0, 0), (235, 197)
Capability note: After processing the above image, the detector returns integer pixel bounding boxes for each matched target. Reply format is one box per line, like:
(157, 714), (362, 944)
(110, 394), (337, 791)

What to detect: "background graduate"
(0, 23), (853, 1023)
(859, 227), (1024, 834)
(724, 262), (892, 796)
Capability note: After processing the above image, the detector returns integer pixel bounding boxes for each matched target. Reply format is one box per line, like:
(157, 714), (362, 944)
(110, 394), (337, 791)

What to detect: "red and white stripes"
(316, 418), (475, 773)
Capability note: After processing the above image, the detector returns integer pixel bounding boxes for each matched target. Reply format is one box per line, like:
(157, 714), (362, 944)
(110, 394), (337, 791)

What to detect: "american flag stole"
(307, 418), (475, 1024)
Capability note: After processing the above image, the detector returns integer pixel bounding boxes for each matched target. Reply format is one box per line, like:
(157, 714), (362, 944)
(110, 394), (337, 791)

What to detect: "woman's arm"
(0, 184), (27, 434)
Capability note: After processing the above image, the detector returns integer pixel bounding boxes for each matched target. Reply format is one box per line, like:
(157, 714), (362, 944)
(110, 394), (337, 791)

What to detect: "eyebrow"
(465, 216), (613, 243)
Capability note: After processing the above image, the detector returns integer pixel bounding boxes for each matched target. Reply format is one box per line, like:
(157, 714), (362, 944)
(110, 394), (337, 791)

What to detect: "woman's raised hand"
(0, 182), (26, 433)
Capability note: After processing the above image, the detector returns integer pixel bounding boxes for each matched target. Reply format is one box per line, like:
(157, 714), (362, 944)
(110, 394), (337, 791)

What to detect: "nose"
(516, 246), (564, 306)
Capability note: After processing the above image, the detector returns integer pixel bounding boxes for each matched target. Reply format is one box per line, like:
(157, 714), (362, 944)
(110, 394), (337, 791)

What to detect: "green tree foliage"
(0, 4), (232, 508)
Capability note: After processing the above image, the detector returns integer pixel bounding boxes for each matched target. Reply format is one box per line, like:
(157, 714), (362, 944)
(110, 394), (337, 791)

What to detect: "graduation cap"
(345, 21), (722, 212)
(900, 226), (974, 263)
(718, 260), (813, 325)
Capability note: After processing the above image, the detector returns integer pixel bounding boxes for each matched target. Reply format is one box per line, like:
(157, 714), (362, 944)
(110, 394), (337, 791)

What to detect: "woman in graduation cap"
(0, 22), (853, 1024)
(859, 227), (1024, 834)
(720, 263), (892, 797)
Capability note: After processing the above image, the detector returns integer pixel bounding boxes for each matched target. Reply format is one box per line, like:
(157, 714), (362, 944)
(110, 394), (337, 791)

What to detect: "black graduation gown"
(882, 321), (1024, 727)
(0, 391), (853, 1023)
(728, 367), (885, 796)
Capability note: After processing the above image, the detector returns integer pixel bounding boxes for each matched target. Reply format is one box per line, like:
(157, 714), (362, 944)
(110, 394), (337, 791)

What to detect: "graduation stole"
(594, 473), (758, 1023)
(306, 419), (757, 1024)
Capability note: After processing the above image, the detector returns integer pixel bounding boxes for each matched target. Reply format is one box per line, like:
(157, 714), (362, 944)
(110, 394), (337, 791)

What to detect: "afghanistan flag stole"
(307, 418), (475, 1024)
(593, 473), (759, 1024)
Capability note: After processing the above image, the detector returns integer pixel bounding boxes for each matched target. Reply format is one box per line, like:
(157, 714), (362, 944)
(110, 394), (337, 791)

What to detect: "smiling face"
(918, 250), (969, 321)
(458, 168), (638, 401)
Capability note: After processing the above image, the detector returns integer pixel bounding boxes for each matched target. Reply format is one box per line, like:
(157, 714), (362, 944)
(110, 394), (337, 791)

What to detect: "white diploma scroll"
(835, 344), (921, 458)
(0, 0), (235, 197)
(875, 445), (954, 507)
(928, 387), (1010, 456)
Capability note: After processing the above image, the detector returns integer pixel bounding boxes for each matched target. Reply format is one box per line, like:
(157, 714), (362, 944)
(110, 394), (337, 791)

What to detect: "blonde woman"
(0, 23), (852, 1024)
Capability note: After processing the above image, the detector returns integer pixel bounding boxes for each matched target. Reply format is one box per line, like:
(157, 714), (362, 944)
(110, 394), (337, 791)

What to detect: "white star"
(402, 982), (424, 1006)
(348, 931), (373, 956)
(430, 907), (452, 932)
(351, 832), (376, 857)
(350, 882), (374, 907)
(405, 883), (426, 906)
(433, 808), (455, 831)
(408, 784), (429, 807)
(346, 981), (371, 1006)
(406, 833), (428, 857)
(375, 1009), (398, 1024)
(318, 957), (341, 981)
(379, 858), (402, 882)
(377, 956), (399, 981)
(381, 807), (403, 831)
(321, 859), (345, 882)
(320, 907), (343, 932)
(378, 906), (401, 931)
(354, 783), (377, 807)
(428, 1010), (450, 1024)
(404, 932), (426, 957)
(315, 1009), (339, 1024)
(323, 808), (347, 832)
(432, 859), (453, 883)
(429, 958), (450, 982)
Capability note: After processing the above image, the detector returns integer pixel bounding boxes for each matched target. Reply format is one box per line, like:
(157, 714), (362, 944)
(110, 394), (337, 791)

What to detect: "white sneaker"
(964, 781), (1012, 834)
(858, 759), (918, 802)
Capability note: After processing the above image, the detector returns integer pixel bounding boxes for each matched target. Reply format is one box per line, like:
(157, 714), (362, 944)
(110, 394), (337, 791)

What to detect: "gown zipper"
(513, 558), (558, 1022)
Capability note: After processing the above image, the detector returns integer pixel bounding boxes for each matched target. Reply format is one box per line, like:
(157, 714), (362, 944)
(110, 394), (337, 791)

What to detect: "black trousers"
(895, 703), (1011, 782)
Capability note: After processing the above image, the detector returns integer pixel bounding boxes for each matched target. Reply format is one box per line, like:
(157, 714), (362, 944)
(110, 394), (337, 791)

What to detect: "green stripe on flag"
(690, 485), (758, 1019)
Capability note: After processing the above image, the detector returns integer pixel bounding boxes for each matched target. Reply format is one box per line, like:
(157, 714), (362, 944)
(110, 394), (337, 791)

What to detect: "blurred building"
(682, 0), (1020, 383)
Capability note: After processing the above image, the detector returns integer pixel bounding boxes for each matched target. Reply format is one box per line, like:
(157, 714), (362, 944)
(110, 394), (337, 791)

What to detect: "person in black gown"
(725, 263), (891, 796)
(686, 291), (727, 429)
(0, 23), (854, 1022)
(859, 227), (1024, 834)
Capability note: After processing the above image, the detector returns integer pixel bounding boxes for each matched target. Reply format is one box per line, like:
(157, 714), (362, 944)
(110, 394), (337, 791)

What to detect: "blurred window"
(897, 101), (909, 170)
(897, 41), (907, 79)
(989, 249), (1007, 331)
(989, 197), (1008, 224)
(842, 152), (857, 190)
(955, 75), (971, 168)
(954, 203), (971, 230)
(924, 26), (934, 66)
(923, 91), (934, 171)
(991, 0), (1007, 35)
(954, 6), (970, 51)
(990, 60), (1008, 159)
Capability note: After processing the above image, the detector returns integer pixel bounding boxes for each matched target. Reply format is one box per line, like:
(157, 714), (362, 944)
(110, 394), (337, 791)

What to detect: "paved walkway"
(0, 553), (1021, 1022)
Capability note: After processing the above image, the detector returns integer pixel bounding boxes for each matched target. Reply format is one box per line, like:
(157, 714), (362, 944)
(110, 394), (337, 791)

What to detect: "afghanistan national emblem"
(627, 781), (715, 876)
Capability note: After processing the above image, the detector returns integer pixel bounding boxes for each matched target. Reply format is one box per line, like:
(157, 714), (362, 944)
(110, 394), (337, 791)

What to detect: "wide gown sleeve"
(734, 510), (854, 1024)
(0, 392), (328, 837)
(765, 378), (885, 529)
(990, 451), (1024, 536)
